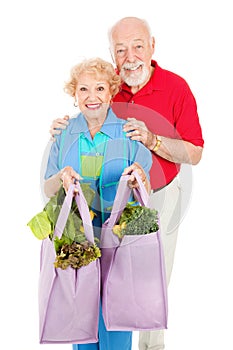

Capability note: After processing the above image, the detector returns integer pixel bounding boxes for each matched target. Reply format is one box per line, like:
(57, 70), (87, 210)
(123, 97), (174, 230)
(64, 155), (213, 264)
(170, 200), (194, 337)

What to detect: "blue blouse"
(45, 108), (152, 237)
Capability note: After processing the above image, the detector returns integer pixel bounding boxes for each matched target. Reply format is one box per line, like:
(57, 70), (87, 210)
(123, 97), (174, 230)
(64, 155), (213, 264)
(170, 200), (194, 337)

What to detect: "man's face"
(111, 19), (155, 87)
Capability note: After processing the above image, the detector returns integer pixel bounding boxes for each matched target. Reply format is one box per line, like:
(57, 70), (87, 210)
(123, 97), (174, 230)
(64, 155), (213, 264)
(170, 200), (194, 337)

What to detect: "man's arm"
(150, 135), (203, 165)
(123, 117), (203, 165)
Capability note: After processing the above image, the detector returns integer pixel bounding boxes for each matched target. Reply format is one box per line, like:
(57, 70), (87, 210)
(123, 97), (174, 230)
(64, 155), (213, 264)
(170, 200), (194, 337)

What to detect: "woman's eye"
(80, 87), (87, 91)
(97, 86), (104, 91)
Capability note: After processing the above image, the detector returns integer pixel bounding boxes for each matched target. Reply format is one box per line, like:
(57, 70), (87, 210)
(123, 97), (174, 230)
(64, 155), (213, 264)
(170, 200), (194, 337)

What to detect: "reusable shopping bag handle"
(132, 171), (150, 207)
(107, 171), (149, 227)
(53, 182), (95, 244)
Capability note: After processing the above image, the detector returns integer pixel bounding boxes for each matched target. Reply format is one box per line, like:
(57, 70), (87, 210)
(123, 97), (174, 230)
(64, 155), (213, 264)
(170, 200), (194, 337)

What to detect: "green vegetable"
(27, 211), (52, 240)
(54, 241), (101, 270)
(27, 183), (101, 269)
(113, 203), (159, 238)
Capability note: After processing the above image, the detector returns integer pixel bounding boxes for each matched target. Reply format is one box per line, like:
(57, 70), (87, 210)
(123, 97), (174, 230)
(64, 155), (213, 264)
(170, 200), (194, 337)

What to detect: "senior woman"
(44, 57), (152, 350)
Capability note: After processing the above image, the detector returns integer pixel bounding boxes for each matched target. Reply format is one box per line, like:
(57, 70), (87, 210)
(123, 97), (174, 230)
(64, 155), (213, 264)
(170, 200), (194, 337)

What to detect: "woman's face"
(76, 73), (112, 122)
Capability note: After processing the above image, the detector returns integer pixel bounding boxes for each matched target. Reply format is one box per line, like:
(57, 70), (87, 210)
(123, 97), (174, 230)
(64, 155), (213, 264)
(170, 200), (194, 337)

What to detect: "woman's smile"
(85, 103), (102, 110)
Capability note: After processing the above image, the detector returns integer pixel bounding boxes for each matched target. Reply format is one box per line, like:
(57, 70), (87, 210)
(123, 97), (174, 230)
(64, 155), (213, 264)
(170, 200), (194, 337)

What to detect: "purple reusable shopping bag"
(100, 171), (168, 331)
(39, 183), (100, 344)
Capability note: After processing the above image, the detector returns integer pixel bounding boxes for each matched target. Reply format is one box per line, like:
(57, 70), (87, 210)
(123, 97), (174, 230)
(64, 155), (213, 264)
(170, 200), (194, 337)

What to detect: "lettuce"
(54, 241), (101, 270)
(27, 183), (100, 269)
(27, 211), (52, 240)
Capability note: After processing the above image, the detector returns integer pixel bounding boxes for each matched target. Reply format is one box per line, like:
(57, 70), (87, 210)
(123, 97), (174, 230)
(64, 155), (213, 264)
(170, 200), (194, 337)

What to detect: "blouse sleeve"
(133, 141), (153, 180)
(44, 135), (61, 180)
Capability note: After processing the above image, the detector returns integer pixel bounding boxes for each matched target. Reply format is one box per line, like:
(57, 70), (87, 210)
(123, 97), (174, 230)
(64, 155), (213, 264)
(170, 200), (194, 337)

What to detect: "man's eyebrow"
(115, 43), (125, 47)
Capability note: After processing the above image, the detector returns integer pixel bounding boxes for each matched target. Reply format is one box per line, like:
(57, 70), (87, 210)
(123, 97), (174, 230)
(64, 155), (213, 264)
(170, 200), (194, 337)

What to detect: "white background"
(0, 0), (232, 349)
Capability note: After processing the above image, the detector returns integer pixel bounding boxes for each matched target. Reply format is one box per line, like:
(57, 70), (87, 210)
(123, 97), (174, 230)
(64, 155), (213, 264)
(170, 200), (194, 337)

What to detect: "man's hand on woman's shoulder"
(50, 115), (70, 141)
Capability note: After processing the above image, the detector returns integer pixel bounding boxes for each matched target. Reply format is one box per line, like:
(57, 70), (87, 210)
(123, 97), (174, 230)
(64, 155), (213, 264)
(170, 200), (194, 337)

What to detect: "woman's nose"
(88, 89), (98, 100)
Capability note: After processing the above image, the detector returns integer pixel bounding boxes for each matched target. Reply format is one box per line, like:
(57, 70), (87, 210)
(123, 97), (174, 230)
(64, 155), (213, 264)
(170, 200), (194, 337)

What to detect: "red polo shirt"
(112, 60), (204, 190)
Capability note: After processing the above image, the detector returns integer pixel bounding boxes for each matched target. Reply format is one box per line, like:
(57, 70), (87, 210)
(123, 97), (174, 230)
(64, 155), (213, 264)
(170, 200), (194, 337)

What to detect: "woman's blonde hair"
(64, 57), (121, 98)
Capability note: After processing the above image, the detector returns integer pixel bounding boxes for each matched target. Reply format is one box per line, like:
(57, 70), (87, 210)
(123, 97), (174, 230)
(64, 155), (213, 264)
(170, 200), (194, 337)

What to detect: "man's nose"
(126, 47), (136, 62)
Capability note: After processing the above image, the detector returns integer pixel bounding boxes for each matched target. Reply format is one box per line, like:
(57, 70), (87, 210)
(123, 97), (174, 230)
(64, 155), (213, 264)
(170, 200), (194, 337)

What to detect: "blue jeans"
(72, 305), (132, 350)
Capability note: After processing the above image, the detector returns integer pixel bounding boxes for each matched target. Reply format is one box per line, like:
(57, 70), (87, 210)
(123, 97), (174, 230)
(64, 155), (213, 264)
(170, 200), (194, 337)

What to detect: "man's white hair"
(108, 17), (153, 56)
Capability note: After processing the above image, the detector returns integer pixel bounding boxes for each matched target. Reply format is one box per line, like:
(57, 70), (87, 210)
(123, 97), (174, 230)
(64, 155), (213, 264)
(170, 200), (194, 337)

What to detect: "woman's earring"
(74, 101), (78, 107)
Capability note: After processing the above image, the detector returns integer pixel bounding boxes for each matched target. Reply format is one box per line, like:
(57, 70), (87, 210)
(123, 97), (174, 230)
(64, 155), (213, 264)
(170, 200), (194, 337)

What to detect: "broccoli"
(113, 203), (159, 238)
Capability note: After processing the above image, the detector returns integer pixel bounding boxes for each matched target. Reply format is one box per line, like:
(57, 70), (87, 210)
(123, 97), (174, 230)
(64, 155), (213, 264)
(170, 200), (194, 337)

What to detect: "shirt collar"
(70, 108), (120, 139)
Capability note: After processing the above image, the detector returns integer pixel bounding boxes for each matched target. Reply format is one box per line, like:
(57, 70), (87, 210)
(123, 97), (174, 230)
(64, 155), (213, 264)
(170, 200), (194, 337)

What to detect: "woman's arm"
(44, 166), (82, 198)
(122, 162), (151, 193)
(44, 171), (63, 198)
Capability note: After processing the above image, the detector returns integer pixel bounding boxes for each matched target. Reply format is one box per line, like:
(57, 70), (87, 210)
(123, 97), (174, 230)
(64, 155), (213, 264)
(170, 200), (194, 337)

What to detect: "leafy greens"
(113, 203), (159, 239)
(27, 183), (101, 269)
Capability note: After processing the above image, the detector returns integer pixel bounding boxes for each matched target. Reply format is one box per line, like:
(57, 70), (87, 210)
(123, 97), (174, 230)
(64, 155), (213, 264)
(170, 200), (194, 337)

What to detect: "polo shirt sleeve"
(44, 135), (61, 180)
(174, 82), (204, 147)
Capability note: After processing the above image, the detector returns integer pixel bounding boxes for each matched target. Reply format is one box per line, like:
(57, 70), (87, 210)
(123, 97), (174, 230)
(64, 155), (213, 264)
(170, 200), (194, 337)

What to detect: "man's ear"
(151, 36), (156, 53)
